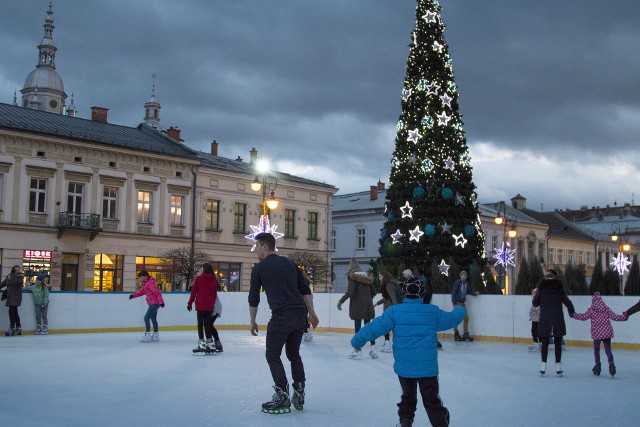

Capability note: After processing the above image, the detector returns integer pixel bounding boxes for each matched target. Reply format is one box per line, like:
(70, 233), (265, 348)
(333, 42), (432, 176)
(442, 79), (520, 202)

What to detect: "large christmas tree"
(379, 0), (485, 277)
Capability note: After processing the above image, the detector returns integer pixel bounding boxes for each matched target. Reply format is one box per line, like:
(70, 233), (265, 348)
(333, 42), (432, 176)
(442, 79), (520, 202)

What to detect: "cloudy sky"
(1, 1), (639, 211)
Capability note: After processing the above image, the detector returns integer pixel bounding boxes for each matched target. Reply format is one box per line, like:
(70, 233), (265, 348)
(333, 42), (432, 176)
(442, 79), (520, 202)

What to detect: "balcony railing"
(57, 212), (102, 240)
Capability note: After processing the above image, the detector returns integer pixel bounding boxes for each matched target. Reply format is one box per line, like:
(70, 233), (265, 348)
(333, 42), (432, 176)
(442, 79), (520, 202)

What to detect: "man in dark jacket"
(249, 232), (319, 415)
(1, 265), (24, 336)
(532, 269), (575, 376)
(450, 270), (478, 341)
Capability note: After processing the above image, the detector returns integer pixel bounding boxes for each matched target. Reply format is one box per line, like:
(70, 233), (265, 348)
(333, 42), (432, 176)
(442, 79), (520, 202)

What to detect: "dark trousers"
(265, 308), (307, 390)
(197, 310), (213, 340)
(354, 319), (375, 345)
(8, 306), (21, 328)
(398, 376), (449, 427)
(541, 336), (562, 363)
(531, 321), (539, 343)
(594, 338), (614, 363)
(210, 314), (220, 341)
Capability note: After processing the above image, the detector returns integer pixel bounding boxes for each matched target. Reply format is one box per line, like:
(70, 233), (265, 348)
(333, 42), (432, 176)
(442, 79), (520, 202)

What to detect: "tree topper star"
(245, 215), (284, 251)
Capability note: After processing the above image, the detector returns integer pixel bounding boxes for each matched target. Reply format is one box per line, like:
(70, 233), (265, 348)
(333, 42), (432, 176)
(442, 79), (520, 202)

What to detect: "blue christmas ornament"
(387, 212), (395, 222)
(464, 224), (476, 237)
(424, 224), (436, 236)
(441, 187), (453, 200)
(413, 186), (426, 199)
(380, 228), (388, 239)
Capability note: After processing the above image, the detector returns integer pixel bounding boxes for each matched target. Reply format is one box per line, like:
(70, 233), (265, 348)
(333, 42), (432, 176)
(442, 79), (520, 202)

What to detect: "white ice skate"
(139, 332), (152, 342)
(369, 344), (379, 359)
(540, 362), (546, 376)
(348, 349), (362, 360)
(556, 362), (563, 376)
(151, 332), (159, 342)
(303, 331), (313, 342)
(380, 340), (392, 353)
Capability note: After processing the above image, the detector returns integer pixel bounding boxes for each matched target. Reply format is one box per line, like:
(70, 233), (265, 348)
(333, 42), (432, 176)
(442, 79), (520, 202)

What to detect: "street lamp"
(251, 161), (279, 217)
(494, 201), (518, 292)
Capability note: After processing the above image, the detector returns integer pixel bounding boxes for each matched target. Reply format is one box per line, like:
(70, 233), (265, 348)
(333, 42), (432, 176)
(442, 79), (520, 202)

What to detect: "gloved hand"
(129, 294), (133, 300)
(623, 312), (628, 320)
(568, 311), (574, 318)
(160, 303), (165, 308)
(337, 302), (342, 311)
(187, 305), (192, 312)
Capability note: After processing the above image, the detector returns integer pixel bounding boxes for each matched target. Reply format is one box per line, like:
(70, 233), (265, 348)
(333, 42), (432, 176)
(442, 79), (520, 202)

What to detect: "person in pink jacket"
(129, 270), (165, 342)
(572, 292), (627, 377)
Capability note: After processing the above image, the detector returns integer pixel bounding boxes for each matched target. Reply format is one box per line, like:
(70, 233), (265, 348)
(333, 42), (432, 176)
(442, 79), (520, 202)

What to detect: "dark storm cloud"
(1, 1), (639, 209)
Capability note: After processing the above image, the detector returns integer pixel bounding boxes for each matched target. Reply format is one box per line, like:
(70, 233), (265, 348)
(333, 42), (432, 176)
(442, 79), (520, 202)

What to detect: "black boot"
(609, 362), (616, 378)
(262, 385), (291, 414)
(463, 332), (474, 342)
(454, 331), (462, 341)
(592, 362), (601, 376)
(398, 417), (413, 427)
(291, 381), (305, 410)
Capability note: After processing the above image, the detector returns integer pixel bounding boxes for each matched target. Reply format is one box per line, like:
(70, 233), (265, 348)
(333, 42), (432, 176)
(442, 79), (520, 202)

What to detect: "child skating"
(129, 270), (165, 342)
(24, 274), (50, 334)
(572, 292), (628, 378)
(528, 288), (540, 351)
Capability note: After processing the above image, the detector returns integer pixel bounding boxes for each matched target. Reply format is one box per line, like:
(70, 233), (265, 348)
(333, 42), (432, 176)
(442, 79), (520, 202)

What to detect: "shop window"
(212, 262), (241, 292)
(136, 256), (177, 292)
(93, 254), (124, 292)
(23, 249), (52, 283)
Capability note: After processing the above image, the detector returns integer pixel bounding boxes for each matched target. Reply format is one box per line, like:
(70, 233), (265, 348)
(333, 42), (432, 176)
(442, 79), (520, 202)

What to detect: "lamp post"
(610, 223), (631, 294)
(494, 201), (518, 292)
(250, 162), (279, 218)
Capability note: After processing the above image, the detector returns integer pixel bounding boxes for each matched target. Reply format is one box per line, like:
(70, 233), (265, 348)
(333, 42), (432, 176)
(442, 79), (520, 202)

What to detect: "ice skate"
(454, 331), (463, 341)
(192, 339), (206, 354)
(369, 344), (379, 359)
(151, 332), (159, 342)
(398, 417), (413, 427)
(205, 339), (216, 353)
(139, 332), (152, 342)
(380, 340), (392, 353)
(214, 340), (223, 352)
(528, 343), (540, 352)
(35, 325), (42, 335)
(5, 327), (15, 337)
(303, 331), (313, 342)
(462, 332), (474, 342)
(556, 362), (563, 376)
(291, 381), (305, 411)
(261, 385), (291, 414)
(592, 362), (601, 376)
(437, 340), (443, 350)
(348, 348), (362, 360)
(41, 325), (49, 335)
(15, 327), (22, 336)
(540, 362), (546, 376)
(609, 362), (616, 378)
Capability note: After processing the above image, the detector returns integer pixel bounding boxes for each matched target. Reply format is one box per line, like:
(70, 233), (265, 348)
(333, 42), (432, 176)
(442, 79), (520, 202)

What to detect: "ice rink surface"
(1, 330), (638, 427)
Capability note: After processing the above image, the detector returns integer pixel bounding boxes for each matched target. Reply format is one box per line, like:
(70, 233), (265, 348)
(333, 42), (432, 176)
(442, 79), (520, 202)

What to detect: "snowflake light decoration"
(494, 242), (516, 268)
(610, 252), (631, 276)
(245, 215), (284, 251)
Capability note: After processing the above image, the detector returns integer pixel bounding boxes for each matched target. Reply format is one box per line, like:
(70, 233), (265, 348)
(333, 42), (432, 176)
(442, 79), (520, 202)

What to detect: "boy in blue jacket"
(351, 276), (465, 427)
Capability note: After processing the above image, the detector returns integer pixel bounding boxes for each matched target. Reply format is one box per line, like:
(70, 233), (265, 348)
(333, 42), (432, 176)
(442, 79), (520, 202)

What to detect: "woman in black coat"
(532, 269), (574, 376)
(0, 265), (25, 336)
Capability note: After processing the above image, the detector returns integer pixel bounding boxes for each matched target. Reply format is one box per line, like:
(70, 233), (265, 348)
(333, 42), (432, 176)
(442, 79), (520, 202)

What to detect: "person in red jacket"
(129, 270), (165, 342)
(188, 263), (219, 353)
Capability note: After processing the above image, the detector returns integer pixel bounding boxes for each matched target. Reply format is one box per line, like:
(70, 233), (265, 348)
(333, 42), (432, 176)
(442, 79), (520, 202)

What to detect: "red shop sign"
(24, 250), (53, 259)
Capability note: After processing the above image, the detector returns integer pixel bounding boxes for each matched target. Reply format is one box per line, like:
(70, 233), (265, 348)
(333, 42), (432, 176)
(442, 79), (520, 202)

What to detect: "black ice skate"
(609, 362), (616, 378)
(5, 327), (15, 336)
(192, 340), (216, 355)
(437, 340), (443, 350)
(592, 362), (601, 376)
(454, 331), (463, 341)
(398, 417), (414, 427)
(291, 381), (305, 411)
(462, 332), (474, 342)
(214, 340), (223, 352)
(262, 385), (291, 414)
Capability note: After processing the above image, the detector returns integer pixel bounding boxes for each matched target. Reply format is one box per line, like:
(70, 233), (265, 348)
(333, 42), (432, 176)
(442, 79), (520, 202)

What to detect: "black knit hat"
(403, 276), (425, 299)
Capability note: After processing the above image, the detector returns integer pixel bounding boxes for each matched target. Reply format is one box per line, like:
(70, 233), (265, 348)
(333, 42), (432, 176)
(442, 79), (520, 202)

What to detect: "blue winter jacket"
(351, 298), (465, 378)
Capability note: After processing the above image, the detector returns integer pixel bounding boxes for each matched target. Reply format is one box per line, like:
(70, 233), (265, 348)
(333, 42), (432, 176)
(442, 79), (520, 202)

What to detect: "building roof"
(332, 189), (387, 213)
(0, 102), (198, 159)
(521, 208), (596, 242)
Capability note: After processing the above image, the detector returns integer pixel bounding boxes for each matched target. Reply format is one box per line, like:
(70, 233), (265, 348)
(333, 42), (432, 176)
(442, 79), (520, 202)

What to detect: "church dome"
(24, 67), (65, 93)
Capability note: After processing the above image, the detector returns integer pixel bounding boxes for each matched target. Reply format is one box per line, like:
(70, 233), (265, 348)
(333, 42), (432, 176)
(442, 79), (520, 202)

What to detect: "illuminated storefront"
(93, 254), (124, 292)
(212, 262), (241, 292)
(136, 256), (176, 292)
(23, 249), (52, 283)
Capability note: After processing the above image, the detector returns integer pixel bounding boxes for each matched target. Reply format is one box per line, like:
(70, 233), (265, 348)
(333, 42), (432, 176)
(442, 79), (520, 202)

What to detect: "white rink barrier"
(1, 292), (639, 347)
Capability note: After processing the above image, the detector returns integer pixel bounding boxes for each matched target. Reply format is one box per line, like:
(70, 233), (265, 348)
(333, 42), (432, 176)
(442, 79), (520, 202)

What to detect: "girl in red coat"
(572, 292), (628, 377)
(188, 263), (219, 353)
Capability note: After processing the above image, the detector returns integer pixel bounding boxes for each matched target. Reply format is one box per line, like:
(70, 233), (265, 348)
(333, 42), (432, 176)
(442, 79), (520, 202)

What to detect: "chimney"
(211, 140), (218, 156)
(91, 106), (109, 123)
(166, 126), (182, 142)
(236, 156), (243, 162)
(370, 185), (378, 201)
(250, 147), (258, 164)
(377, 180), (385, 190)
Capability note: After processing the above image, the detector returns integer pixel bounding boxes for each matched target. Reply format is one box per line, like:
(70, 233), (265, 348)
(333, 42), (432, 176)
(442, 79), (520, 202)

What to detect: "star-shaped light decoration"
(610, 252), (632, 276)
(440, 93), (453, 108)
(432, 41), (444, 53)
(400, 201), (414, 218)
(494, 242), (516, 268)
(402, 88), (413, 102)
(437, 111), (451, 126)
(438, 259), (450, 276)
(453, 233), (468, 248)
(426, 181), (438, 198)
(439, 221), (452, 234)
(245, 215), (284, 251)
(443, 156), (455, 171)
(455, 192), (465, 206)
(422, 10), (438, 24)
(409, 225), (424, 242)
(426, 81), (440, 96)
(407, 128), (422, 144)
(391, 229), (403, 244)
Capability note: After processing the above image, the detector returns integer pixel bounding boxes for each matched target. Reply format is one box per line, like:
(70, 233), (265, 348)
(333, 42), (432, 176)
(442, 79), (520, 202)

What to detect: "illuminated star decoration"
(439, 221), (452, 234)
(437, 111), (451, 126)
(409, 225), (424, 242)
(455, 192), (465, 206)
(438, 259), (450, 276)
(453, 233), (467, 248)
(610, 252), (631, 276)
(391, 229), (403, 244)
(400, 201), (414, 218)
(440, 93), (453, 108)
(444, 156), (455, 171)
(245, 215), (284, 251)
(402, 88), (413, 102)
(494, 242), (516, 268)
(432, 40), (444, 52)
(426, 81), (440, 95)
(422, 10), (438, 24)
(407, 128), (422, 144)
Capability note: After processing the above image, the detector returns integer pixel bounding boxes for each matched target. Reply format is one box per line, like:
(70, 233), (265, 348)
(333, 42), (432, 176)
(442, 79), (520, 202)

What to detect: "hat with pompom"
(403, 276), (425, 299)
